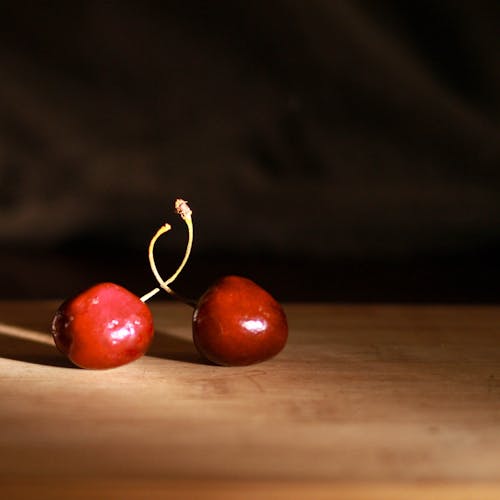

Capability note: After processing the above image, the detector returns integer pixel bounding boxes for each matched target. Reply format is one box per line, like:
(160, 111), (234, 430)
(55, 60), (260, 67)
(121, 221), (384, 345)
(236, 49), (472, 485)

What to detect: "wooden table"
(1, 301), (500, 499)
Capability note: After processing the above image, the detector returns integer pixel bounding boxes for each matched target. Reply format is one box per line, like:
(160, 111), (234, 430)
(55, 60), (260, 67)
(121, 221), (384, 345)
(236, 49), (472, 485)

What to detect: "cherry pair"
(51, 200), (288, 369)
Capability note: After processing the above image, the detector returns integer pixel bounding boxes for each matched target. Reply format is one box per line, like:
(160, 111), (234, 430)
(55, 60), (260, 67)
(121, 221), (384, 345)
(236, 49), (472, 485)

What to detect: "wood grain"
(1, 301), (500, 498)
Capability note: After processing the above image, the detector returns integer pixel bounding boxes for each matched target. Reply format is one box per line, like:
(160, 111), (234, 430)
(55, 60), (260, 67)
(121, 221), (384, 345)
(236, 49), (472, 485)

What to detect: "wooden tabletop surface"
(1, 301), (500, 499)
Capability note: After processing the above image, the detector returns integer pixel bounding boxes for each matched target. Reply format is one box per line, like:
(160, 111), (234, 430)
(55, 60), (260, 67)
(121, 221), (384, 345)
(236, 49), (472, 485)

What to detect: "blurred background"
(0, 1), (499, 301)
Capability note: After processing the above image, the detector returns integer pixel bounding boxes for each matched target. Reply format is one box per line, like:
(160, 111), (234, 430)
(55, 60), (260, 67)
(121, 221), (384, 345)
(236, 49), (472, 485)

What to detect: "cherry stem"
(140, 199), (196, 307)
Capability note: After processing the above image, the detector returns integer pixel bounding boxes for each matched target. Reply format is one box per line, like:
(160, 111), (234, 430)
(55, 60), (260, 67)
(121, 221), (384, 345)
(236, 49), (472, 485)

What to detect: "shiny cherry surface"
(192, 276), (288, 366)
(51, 282), (154, 369)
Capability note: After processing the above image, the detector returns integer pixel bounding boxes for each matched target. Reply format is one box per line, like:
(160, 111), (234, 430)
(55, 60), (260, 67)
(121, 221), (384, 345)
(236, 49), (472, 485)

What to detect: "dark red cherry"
(192, 276), (288, 366)
(51, 282), (154, 369)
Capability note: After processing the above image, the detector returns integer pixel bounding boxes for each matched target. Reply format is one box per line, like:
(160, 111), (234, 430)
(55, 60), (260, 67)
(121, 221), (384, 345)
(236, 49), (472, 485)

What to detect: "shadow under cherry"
(147, 328), (210, 365)
(0, 329), (75, 368)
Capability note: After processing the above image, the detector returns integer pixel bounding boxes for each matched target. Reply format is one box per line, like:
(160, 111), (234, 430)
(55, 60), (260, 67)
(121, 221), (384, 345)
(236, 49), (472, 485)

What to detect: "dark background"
(0, 1), (499, 302)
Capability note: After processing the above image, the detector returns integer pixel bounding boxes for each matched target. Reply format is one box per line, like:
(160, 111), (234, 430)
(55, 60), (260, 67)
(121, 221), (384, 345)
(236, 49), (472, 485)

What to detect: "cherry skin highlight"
(51, 282), (154, 369)
(192, 276), (288, 366)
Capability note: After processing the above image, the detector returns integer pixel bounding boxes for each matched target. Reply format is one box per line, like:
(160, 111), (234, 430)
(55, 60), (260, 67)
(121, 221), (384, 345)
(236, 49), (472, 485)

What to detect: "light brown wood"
(1, 301), (500, 498)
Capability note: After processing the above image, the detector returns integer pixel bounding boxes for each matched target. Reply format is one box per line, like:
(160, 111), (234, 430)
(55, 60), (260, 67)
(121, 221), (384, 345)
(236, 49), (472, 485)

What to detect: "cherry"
(51, 282), (154, 369)
(148, 200), (289, 366)
(192, 276), (288, 366)
(52, 283), (154, 368)
(50, 202), (190, 370)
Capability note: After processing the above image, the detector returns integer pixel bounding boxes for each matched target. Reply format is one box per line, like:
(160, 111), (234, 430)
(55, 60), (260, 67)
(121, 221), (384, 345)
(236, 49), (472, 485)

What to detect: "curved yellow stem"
(140, 199), (195, 307)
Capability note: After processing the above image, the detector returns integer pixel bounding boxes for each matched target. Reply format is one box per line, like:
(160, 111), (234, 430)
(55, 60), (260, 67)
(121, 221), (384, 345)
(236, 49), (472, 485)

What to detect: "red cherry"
(192, 276), (288, 366)
(51, 282), (154, 369)
(145, 200), (289, 366)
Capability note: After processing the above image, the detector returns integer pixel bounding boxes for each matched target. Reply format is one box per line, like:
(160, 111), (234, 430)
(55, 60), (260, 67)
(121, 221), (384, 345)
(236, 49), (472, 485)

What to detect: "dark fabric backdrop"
(0, 1), (499, 300)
